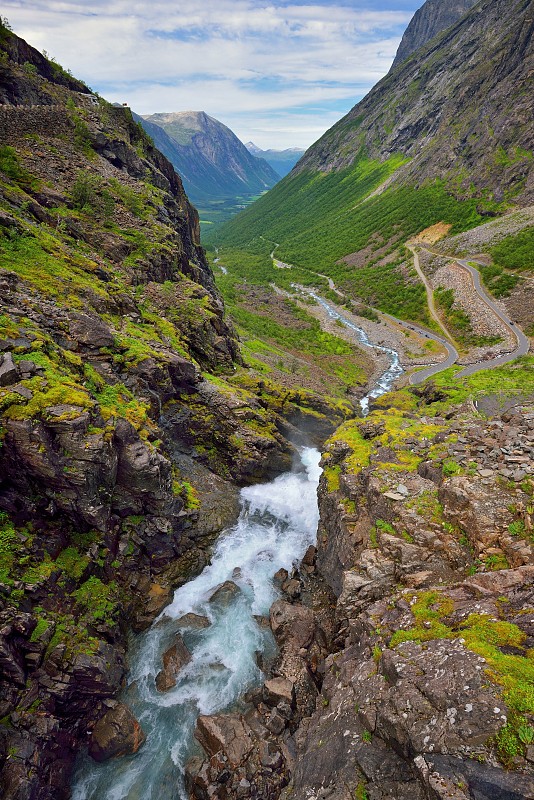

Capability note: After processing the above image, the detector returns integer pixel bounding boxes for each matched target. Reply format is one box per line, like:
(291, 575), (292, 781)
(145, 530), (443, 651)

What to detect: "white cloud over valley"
(3, 0), (418, 149)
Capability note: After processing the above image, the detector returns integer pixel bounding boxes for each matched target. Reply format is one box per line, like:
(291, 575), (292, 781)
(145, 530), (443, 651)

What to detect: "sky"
(3, 0), (421, 150)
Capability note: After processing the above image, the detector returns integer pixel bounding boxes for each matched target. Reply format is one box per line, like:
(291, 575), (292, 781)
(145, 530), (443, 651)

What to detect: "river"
(71, 289), (405, 798)
(307, 292), (404, 415)
(71, 448), (322, 800)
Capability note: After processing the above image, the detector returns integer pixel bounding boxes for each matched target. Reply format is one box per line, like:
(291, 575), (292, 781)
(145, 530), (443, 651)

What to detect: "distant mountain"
(391, 0), (479, 69)
(138, 111), (279, 203)
(245, 142), (305, 178)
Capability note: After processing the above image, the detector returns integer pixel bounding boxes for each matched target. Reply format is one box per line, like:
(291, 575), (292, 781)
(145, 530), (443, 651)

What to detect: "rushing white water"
(71, 448), (322, 800)
(308, 292), (404, 415)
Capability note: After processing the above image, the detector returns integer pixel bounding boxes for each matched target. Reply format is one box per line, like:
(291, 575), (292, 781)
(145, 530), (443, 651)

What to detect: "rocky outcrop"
(0, 27), (321, 800)
(155, 634), (192, 692)
(391, 0), (479, 69)
(298, 0), (534, 204)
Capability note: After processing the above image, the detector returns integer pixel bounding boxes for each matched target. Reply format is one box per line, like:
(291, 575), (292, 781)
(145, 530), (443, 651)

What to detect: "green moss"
(55, 546), (89, 580)
(389, 592), (534, 764)
(354, 781), (369, 800)
(375, 519), (395, 534)
(324, 464), (341, 492)
(29, 617), (50, 643)
(0, 511), (18, 584)
(21, 556), (56, 585)
(72, 576), (118, 624)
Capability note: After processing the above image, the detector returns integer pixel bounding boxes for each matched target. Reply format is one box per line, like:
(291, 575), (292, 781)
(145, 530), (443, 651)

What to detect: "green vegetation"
(434, 286), (502, 348)
(389, 590), (534, 765)
(479, 263), (521, 298)
(72, 576), (118, 624)
(490, 227), (534, 272)
(0, 145), (36, 190)
(209, 151), (488, 319)
(212, 248), (370, 399)
(0, 511), (18, 584)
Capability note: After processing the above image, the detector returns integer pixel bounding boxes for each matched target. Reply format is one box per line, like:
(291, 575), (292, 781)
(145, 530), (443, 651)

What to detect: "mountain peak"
(139, 111), (279, 202)
(392, 0), (479, 69)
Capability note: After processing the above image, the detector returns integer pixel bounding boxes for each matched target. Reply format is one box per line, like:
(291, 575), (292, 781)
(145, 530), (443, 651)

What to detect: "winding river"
(307, 291), (404, 414)
(71, 449), (322, 800)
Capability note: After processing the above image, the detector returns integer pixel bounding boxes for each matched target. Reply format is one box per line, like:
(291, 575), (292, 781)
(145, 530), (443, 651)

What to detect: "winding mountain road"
(224, 236), (529, 394)
(416, 248), (530, 377)
(407, 244), (457, 345)
(446, 257), (530, 377)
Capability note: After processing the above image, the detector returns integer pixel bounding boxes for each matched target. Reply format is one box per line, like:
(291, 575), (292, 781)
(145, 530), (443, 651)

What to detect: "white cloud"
(2, 0), (415, 148)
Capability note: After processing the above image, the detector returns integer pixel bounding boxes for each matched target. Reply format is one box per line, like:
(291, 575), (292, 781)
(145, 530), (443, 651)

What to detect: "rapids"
(71, 448), (322, 800)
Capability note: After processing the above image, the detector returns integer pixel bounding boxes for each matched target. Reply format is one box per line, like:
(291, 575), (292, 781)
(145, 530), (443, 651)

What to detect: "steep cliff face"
(212, 0), (533, 298)
(140, 111), (280, 203)
(294, 388), (534, 800)
(297, 0), (533, 201)
(391, 0), (480, 69)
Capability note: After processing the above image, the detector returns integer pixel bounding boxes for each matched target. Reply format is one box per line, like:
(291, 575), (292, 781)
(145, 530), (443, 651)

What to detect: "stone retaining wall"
(0, 104), (73, 144)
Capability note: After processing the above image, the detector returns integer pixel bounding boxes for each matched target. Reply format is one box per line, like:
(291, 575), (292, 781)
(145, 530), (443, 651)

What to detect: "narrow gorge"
(0, 2), (533, 799)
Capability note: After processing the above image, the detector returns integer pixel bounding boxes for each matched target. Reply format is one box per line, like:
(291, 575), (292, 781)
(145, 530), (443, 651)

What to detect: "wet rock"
(301, 545), (317, 567)
(263, 677), (295, 708)
(270, 600), (315, 651)
(282, 577), (301, 599)
(273, 568), (289, 589)
(208, 580), (242, 607)
(176, 613), (210, 630)
(155, 634), (192, 692)
(133, 583), (173, 632)
(88, 703), (146, 762)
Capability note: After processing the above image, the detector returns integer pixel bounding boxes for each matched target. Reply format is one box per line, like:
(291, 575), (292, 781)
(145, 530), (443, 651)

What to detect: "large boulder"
(208, 580), (242, 607)
(269, 599), (315, 651)
(88, 703), (146, 762)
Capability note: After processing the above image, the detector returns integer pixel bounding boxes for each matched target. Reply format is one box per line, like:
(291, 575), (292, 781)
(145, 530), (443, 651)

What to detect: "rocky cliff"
(297, 0), (533, 204)
(0, 23), (351, 800)
(391, 0), (480, 69)
(187, 379), (534, 799)
(212, 0), (533, 295)
(140, 111), (280, 203)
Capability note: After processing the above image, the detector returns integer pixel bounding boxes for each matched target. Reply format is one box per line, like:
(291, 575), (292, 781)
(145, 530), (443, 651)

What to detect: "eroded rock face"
(88, 703), (146, 762)
(195, 714), (254, 767)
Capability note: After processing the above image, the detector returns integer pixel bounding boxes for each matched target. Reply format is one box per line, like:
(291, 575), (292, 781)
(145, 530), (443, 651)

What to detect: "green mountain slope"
(209, 0), (533, 320)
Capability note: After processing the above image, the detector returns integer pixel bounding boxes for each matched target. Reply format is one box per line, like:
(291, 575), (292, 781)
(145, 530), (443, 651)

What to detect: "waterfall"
(71, 448), (322, 800)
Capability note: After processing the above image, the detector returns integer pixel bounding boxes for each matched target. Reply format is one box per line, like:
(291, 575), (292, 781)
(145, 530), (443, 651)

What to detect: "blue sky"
(3, 1), (421, 149)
